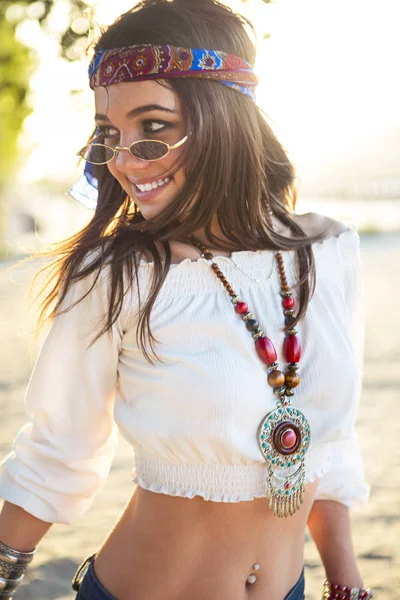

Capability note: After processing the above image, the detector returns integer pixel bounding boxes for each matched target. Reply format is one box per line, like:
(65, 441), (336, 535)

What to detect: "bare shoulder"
(293, 212), (351, 240)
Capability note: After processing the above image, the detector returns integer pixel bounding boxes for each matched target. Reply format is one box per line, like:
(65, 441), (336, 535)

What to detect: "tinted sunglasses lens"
(130, 141), (168, 160)
(79, 144), (114, 164)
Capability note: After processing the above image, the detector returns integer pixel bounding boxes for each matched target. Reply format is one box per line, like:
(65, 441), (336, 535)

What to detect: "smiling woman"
(0, 1), (372, 600)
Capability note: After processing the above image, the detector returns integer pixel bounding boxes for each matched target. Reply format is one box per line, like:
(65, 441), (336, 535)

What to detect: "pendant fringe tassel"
(267, 460), (306, 518)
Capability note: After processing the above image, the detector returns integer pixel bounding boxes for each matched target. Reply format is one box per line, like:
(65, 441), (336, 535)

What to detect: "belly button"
(246, 563), (260, 585)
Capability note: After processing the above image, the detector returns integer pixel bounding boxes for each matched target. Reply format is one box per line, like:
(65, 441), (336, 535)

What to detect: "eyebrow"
(94, 104), (177, 122)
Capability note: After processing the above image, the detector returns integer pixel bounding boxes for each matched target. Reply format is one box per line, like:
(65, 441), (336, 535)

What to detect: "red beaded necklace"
(188, 236), (311, 518)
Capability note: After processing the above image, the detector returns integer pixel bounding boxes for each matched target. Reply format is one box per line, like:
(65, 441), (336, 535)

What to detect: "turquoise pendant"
(258, 406), (311, 517)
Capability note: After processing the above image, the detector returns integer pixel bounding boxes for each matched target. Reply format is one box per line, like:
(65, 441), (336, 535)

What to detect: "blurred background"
(0, 0), (399, 598)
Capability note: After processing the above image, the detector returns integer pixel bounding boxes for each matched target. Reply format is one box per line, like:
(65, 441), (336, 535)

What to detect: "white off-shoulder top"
(0, 225), (370, 525)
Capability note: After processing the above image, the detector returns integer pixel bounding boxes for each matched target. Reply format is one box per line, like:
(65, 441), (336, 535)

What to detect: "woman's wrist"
(0, 502), (51, 552)
(324, 562), (364, 590)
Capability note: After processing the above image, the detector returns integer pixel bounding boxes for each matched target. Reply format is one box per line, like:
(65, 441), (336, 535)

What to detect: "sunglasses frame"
(77, 134), (188, 164)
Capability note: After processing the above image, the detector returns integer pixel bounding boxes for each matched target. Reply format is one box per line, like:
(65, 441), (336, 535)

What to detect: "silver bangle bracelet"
(0, 574), (25, 593)
(0, 541), (36, 566)
(0, 556), (28, 580)
(0, 540), (36, 598)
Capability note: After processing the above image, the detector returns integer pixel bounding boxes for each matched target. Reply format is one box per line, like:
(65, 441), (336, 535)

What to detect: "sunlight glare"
(16, 0), (399, 185)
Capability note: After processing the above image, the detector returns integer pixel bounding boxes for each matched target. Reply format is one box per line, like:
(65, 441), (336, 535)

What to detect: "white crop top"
(0, 225), (370, 525)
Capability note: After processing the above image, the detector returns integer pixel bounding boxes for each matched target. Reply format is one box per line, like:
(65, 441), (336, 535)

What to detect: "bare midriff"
(93, 480), (319, 600)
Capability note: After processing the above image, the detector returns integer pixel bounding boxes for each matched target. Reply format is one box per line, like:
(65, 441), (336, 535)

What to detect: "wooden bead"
(267, 370), (285, 387)
(285, 372), (300, 388)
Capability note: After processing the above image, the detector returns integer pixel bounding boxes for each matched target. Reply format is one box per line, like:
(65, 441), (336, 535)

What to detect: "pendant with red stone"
(258, 406), (310, 517)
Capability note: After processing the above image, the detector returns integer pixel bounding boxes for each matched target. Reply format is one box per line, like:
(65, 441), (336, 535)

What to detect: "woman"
(0, 1), (372, 599)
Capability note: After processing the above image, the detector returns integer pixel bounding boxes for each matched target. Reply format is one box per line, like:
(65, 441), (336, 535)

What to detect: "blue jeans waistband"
(284, 568), (305, 600)
(73, 554), (116, 600)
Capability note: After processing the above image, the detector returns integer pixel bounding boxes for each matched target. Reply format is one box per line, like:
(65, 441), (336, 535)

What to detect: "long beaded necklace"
(188, 236), (311, 518)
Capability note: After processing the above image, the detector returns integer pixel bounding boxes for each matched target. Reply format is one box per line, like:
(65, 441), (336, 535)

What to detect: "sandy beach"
(0, 232), (399, 599)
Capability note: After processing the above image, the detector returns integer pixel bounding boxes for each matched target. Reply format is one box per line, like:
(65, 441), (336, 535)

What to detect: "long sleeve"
(314, 233), (370, 509)
(0, 260), (125, 525)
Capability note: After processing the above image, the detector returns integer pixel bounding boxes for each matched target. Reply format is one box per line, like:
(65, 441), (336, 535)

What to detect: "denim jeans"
(73, 554), (305, 600)
(284, 569), (305, 600)
(73, 554), (116, 600)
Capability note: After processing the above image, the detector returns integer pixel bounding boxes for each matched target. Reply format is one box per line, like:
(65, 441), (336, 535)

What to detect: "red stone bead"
(235, 301), (248, 314)
(282, 296), (295, 309)
(281, 428), (297, 449)
(284, 335), (301, 363)
(255, 336), (277, 365)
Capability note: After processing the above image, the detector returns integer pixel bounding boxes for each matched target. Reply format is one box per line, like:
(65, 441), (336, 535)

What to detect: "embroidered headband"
(88, 44), (258, 100)
(70, 44), (258, 208)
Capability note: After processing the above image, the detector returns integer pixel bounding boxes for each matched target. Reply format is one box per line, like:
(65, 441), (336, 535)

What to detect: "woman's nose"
(113, 146), (151, 172)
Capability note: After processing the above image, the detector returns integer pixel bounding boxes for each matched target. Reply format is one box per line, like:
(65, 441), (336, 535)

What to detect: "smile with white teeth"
(135, 177), (171, 192)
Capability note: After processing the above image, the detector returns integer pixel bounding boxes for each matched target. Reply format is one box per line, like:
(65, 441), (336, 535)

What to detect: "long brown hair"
(33, 0), (323, 364)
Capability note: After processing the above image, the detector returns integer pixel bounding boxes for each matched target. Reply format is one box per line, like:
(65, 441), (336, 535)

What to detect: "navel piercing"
(246, 563), (260, 585)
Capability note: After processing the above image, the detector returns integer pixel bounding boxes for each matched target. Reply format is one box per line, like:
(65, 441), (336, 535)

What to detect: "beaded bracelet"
(322, 580), (374, 599)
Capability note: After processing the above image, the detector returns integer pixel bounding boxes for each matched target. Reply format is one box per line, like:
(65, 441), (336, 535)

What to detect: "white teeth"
(136, 177), (170, 193)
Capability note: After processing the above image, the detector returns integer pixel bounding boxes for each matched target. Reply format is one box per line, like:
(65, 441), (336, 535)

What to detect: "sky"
(15, 0), (400, 187)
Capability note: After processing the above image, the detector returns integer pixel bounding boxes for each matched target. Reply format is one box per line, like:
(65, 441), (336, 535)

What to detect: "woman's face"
(93, 80), (187, 220)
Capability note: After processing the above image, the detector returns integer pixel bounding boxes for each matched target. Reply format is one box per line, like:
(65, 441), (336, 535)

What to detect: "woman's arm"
(0, 501), (52, 552)
(307, 228), (370, 592)
(307, 499), (364, 588)
(0, 256), (125, 525)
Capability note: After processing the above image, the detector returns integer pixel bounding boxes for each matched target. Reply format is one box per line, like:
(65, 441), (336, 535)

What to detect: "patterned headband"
(88, 44), (258, 100)
(70, 44), (258, 208)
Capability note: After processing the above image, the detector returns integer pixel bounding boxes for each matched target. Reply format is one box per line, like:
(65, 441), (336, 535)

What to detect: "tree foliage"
(0, 5), (31, 189)
(0, 0), (91, 190)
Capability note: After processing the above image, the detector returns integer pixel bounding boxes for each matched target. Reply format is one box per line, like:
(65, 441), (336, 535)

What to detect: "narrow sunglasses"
(77, 134), (188, 164)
